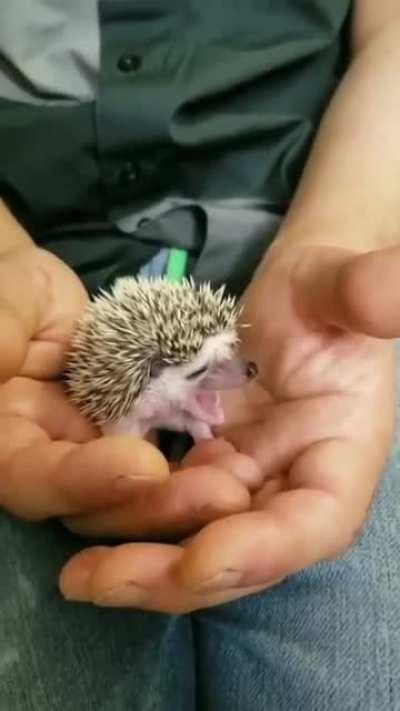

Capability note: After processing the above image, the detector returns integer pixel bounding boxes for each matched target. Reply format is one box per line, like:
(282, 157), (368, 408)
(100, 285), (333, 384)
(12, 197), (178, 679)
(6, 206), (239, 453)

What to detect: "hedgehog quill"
(64, 277), (257, 442)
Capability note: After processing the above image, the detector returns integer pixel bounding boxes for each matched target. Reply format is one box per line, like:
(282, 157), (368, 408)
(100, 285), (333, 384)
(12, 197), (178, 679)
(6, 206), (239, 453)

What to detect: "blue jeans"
(1, 254), (400, 710)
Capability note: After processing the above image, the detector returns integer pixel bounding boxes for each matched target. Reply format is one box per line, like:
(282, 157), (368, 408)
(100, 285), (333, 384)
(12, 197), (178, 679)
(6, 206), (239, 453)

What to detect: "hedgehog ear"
(149, 359), (165, 379)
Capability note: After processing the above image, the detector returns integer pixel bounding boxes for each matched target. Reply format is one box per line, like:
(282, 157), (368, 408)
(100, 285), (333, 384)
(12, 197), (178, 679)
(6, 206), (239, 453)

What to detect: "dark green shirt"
(0, 1), (352, 292)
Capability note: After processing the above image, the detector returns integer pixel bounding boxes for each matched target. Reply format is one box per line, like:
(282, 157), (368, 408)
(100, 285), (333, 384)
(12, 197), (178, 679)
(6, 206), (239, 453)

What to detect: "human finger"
(181, 439), (264, 490)
(0, 424), (169, 520)
(0, 377), (97, 442)
(294, 246), (400, 337)
(0, 247), (88, 381)
(63, 466), (251, 538)
(59, 543), (265, 614)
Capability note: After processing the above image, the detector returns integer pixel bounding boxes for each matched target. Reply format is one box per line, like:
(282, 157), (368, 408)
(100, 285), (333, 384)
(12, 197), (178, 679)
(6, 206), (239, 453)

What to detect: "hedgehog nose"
(246, 361), (258, 380)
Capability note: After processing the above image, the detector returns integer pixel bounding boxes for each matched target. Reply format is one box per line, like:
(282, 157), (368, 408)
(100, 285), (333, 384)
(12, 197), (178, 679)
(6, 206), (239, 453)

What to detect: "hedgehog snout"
(246, 361), (258, 380)
(237, 358), (258, 382)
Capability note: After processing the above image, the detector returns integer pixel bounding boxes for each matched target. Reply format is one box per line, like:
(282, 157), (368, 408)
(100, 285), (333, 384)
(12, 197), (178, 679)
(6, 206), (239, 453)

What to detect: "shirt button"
(118, 161), (140, 186)
(117, 53), (142, 72)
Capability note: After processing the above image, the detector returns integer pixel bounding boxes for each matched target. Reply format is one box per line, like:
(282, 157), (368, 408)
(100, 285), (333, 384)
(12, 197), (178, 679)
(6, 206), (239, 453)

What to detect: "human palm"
(215, 244), (394, 579)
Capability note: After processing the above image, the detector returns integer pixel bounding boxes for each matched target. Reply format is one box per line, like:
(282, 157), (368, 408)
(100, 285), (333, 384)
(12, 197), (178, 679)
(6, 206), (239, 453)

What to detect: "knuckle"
(0, 377), (33, 415)
(0, 433), (53, 522)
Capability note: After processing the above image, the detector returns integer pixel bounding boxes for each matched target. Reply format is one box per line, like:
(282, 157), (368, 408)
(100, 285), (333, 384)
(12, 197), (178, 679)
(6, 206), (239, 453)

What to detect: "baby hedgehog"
(64, 276), (257, 442)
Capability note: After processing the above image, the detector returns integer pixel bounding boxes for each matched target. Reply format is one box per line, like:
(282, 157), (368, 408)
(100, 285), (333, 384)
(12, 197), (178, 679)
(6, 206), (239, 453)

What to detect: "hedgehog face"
(146, 331), (254, 403)
(120, 329), (258, 442)
(65, 276), (257, 441)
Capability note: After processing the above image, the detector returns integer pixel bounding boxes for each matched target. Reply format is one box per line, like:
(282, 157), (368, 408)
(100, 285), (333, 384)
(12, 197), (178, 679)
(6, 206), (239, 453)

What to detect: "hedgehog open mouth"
(196, 390), (225, 425)
(184, 390), (225, 426)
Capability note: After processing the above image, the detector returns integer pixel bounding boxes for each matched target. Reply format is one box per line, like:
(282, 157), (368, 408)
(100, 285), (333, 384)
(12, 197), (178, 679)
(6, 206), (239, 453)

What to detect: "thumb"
(295, 246), (400, 338)
(0, 252), (45, 381)
(0, 248), (87, 382)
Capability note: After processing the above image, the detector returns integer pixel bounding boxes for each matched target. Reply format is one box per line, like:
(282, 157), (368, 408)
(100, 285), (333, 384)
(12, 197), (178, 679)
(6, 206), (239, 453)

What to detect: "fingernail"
(93, 581), (148, 608)
(194, 568), (243, 592)
(61, 568), (92, 602)
(60, 547), (108, 602)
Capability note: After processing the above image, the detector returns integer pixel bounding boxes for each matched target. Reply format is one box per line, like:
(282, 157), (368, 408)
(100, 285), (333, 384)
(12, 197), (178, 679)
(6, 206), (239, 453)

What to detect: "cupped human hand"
(0, 245), (254, 532)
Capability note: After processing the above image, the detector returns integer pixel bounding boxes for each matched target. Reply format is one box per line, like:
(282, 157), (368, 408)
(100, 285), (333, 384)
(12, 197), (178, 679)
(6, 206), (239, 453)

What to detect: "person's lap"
(0, 512), (192, 710)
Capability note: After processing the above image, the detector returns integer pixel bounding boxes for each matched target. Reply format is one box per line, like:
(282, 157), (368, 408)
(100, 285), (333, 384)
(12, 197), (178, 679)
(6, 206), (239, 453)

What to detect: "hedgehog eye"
(149, 360), (165, 379)
(186, 364), (208, 380)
